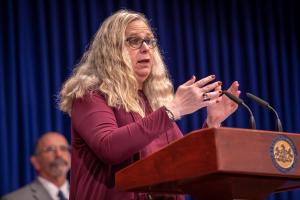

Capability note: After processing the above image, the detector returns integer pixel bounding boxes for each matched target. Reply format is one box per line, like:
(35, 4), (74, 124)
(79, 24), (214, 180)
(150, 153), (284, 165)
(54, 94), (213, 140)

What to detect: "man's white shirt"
(38, 176), (69, 200)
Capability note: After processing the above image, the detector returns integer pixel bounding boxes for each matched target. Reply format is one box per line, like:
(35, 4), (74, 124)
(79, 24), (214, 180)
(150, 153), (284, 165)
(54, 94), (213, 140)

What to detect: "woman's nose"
(139, 41), (150, 52)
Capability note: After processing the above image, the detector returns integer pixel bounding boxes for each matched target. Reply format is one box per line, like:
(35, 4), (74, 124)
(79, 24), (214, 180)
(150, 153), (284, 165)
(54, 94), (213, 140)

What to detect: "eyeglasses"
(125, 37), (157, 49)
(37, 145), (71, 154)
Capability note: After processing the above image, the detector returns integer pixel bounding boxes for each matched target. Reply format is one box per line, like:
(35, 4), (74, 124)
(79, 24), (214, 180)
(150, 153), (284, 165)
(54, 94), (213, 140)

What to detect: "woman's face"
(125, 20), (155, 89)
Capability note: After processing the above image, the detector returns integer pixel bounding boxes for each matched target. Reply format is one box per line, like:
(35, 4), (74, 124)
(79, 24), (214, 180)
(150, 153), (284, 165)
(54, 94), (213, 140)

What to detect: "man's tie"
(57, 190), (67, 200)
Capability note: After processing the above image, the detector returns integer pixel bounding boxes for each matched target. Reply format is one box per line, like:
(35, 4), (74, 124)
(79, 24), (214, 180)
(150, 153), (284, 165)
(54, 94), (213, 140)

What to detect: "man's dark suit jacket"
(1, 179), (52, 200)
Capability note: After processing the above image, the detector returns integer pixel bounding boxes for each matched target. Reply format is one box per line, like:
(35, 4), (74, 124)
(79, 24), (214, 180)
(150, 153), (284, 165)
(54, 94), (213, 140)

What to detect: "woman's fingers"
(182, 75), (196, 86)
(202, 90), (222, 101)
(201, 96), (222, 107)
(208, 96), (222, 104)
(194, 75), (216, 88)
(200, 81), (222, 93)
(227, 81), (240, 95)
(168, 75), (225, 117)
(214, 85), (222, 92)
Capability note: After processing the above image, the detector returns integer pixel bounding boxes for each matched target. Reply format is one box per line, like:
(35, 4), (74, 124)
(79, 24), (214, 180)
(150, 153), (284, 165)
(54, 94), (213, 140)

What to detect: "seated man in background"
(1, 132), (71, 200)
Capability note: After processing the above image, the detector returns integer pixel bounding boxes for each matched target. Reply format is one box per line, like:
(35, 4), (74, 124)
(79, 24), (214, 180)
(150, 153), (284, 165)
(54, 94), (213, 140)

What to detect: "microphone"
(222, 91), (256, 129)
(246, 92), (283, 132)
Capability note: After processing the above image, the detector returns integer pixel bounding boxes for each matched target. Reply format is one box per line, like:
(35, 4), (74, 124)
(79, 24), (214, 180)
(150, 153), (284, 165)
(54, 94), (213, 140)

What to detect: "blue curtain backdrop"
(0, 0), (299, 199)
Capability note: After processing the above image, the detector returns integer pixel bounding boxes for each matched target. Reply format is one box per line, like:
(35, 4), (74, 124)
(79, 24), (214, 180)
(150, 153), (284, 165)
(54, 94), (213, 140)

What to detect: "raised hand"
(165, 75), (222, 120)
(206, 81), (240, 127)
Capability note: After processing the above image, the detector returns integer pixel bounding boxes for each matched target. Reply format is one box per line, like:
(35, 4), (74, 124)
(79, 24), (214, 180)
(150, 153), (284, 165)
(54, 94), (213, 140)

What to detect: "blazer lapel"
(29, 179), (53, 200)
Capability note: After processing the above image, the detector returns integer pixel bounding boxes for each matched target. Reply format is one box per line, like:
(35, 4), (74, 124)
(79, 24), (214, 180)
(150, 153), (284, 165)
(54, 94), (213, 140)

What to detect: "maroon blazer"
(69, 91), (184, 200)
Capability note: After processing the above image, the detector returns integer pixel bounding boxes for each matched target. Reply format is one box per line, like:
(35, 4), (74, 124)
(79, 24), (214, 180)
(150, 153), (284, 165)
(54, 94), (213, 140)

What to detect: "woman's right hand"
(165, 75), (222, 120)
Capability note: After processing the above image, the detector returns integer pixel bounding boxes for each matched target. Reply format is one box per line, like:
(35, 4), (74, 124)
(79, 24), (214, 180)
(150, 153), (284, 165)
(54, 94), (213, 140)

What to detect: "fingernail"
(211, 75), (216, 79)
(190, 75), (195, 80)
(218, 81), (222, 86)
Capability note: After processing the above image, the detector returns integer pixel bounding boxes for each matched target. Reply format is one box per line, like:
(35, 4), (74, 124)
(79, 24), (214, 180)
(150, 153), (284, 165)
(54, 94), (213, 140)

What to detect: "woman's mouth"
(137, 59), (150, 64)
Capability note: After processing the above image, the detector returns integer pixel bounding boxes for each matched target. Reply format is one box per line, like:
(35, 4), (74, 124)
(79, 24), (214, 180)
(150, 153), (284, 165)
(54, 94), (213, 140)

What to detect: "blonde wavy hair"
(59, 9), (174, 117)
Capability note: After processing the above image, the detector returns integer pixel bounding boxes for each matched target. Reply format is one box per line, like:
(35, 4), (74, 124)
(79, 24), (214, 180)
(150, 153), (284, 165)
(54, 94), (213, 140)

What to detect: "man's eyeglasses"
(125, 37), (157, 49)
(36, 145), (71, 154)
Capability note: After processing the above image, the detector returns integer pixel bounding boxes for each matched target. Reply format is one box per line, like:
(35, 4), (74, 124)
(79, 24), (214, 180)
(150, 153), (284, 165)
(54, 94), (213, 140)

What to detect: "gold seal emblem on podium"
(271, 135), (298, 173)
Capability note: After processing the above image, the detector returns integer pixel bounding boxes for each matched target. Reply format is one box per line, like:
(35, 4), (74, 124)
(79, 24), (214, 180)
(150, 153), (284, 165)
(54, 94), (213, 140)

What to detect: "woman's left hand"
(206, 81), (240, 127)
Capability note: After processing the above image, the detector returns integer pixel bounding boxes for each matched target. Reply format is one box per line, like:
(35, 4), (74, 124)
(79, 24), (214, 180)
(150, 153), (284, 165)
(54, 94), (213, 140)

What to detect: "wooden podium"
(115, 128), (300, 200)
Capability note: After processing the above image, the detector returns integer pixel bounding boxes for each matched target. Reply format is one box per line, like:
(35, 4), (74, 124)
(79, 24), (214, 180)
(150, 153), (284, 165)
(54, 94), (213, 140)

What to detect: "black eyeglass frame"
(125, 37), (158, 49)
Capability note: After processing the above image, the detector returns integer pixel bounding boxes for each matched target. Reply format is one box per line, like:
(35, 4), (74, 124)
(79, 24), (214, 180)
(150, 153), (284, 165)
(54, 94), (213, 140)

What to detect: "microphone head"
(246, 92), (283, 132)
(222, 91), (244, 105)
(246, 92), (269, 108)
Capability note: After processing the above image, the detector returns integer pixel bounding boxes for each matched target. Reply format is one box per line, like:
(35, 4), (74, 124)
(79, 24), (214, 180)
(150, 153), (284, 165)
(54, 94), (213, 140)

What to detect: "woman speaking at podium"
(59, 9), (240, 200)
